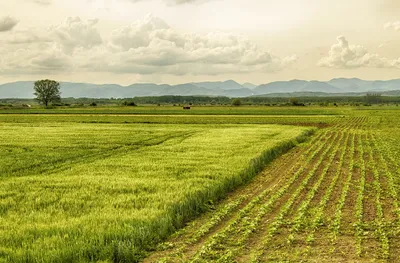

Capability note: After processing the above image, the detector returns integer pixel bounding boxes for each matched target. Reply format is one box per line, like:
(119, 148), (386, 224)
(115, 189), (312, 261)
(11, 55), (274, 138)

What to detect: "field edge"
(120, 127), (317, 262)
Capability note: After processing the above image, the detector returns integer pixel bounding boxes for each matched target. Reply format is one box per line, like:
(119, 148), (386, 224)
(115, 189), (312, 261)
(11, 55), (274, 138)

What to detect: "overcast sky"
(1, 0), (400, 85)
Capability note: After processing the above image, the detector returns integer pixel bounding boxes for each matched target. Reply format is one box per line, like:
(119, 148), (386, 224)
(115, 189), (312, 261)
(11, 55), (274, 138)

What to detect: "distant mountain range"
(1, 78), (400, 98)
(252, 90), (400, 98)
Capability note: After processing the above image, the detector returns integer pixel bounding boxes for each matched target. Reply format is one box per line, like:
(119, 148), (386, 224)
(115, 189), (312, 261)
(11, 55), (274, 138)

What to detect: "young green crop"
(365, 132), (389, 259)
(189, 130), (332, 262)
(251, 131), (341, 262)
(288, 131), (345, 239)
(355, 133), (367, 257)
(306, 132), (350, 246)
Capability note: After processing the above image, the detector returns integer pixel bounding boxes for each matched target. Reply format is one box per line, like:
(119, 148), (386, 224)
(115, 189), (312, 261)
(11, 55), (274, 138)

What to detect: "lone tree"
(33, 79), (61, 107)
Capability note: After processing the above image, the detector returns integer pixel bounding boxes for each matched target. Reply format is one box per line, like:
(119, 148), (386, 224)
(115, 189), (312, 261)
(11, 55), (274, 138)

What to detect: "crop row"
(370, 134), (400, 221)
(330, 132), (356, 241)
(365, 132), (389, 259)
(306, 131), (351, 245)
(355, 133), (366, 256)
(250, 131), (343, 262)
(153, 130), (330, 262)
(288, 131), (348, 242)
(185, 131), (337, 262)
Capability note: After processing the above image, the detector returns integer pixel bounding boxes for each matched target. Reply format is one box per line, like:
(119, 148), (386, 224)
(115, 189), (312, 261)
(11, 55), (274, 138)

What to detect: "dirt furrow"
(310, 131), (358, 261)
(240, 132), (342, 262)
(252, 132), (345, 262)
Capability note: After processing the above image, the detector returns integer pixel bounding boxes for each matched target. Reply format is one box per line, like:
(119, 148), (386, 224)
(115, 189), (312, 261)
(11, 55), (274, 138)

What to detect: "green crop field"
(0, 114), (312, 263)
(2, 106), (400, 263)
(146, 108), (400, 263)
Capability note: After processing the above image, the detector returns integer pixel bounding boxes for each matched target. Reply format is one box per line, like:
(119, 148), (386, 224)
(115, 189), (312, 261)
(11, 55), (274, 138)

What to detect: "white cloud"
(109, 15), (173, 51)
(50, 17), (103, 53)
(0, 15), (295, 76)
(0, 43), (72, 74)
(384, 21), (400, 31)
(0, 16), (19, 32)
(318, 36), (400, 69)
(101, 15), (295, 74)
(4, 29), (50, 44)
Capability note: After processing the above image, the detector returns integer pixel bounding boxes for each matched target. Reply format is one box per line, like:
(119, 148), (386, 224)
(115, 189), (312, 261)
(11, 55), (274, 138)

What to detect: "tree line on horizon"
(4, 79), (399, 108)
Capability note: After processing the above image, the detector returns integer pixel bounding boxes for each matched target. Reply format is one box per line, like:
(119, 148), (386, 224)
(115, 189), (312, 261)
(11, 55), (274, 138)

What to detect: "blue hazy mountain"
(1, 78), (400, 98)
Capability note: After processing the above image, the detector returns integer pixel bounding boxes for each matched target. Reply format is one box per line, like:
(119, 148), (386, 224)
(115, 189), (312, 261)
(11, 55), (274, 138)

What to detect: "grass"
(0, 120), (312, 263)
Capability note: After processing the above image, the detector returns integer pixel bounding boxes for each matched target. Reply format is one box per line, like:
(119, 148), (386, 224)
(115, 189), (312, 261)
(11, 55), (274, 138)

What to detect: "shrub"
(232, 99), (242, 106)
(123, 101), (137, 106)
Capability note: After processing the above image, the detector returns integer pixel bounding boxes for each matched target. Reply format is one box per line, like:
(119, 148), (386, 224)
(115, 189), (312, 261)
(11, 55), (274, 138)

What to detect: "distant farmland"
(1, 106), (400, 262)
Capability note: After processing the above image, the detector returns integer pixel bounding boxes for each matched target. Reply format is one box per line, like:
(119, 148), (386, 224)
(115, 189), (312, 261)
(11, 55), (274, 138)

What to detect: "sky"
(0, 0), (400, 85)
